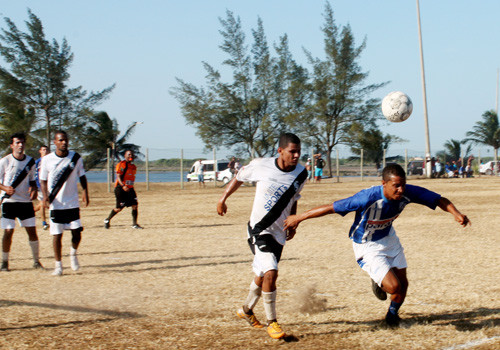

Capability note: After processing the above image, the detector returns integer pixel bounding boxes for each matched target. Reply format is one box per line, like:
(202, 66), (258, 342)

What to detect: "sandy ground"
(0, 177), (498, 349)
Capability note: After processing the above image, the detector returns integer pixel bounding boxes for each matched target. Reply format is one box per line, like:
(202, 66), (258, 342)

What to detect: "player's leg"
(382, 267), (408, 326)
(129, 190), (142, 229)
(20, 203), (43, 268)
(237, 275), (265, 329)
(250, 235), (285, 339)
(52, 233), (63, 276)
(1, 228), (14, 271)
(24, 226), (43, 269)
(105, 187), (125, 228)
(70, 227), (82, 271)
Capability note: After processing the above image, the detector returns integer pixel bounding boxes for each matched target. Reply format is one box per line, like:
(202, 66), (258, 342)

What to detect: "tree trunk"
(45, 111), (51, 152)
(327, 146), (333, 178)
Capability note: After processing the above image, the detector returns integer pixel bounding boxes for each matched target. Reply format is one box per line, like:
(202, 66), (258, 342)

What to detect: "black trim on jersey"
(48, 152), (81, 204)
(248, 167), (308, 238)
(1, 157), (35, 201)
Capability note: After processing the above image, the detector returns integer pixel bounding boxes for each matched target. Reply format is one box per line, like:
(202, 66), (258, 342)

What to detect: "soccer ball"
(381, 91), (413, 123)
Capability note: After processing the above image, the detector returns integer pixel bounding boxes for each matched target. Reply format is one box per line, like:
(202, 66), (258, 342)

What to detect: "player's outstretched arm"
(437, 197), (470, 227)
(217, 177), (243, 216)
(284, 204), (335, 231)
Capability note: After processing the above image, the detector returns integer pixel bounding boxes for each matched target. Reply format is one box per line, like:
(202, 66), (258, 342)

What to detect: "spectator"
(314, 154), (325, 182)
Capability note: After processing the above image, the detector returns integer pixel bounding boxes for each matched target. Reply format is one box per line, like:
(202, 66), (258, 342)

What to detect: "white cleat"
(52, 268), (63, 276)
(70, 255), (80, 271)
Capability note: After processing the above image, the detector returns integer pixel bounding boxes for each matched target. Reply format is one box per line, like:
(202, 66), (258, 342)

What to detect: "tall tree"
(442, 139), (472, 162)
(172, 11), (305, 157)
(0, 95), (37, 154)
(464, 110), (500, 172)
(290, 3), (387, 175)
(82, 112), (141, 171)
(0, 9), (115, 150)
(348, 122), (403, 170)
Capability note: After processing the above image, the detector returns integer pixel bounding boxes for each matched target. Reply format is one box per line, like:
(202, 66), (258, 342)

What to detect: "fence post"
(405, 149), (408, 173)
(146, 148), (149, 191)
(213, 148), (217, 187)
(107, 148), (111, 192)
(180, 149), (184, 189)
(336, 149), (340, 183)
(360, 148), (364, 182)
(311, 149), (315, 183)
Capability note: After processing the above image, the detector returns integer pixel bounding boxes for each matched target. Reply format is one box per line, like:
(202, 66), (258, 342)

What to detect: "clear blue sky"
(1, 1), (499, 158)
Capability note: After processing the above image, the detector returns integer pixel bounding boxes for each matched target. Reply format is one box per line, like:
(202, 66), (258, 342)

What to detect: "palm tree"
(464, 110), (500, 173)
(82, 112), (141, 171)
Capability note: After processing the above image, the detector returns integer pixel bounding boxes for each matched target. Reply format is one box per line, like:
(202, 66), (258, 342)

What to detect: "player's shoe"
(236, 308), (264, 328)
(385, 312), (401, 327)
(70, 255), (80, 271)
(52, 268), (63, 276)
(1, 261), (9, 271)
(131, 224), (143, 229)
(267, 321), (286, 339)
(104, 219), (110, 229)
(33, 261), (44, 269)
(42, 221), (49, 230)
(371, 279), (387, 300)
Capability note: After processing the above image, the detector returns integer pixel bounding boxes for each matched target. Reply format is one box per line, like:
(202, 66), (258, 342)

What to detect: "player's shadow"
(0, 299), (144, 331)
(85, 255), (298, 273)
(291, 307), (499, 336)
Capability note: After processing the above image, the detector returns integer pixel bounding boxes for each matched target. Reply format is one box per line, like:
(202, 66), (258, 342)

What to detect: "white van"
(186, 159), (234, 184)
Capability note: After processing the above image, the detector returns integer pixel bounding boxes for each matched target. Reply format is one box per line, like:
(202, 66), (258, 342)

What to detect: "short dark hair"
(53, 130), (67, 139)
(279, 133), (300, 148)
(10, 132), (26, 144)
(40, 145), (48, 149)
(382, 163), (406, 181)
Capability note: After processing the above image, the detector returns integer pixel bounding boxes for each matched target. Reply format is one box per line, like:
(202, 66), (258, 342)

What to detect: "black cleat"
(1, 261), (9, 271)
(104, 220), (110, 229)
(385, 312), (401, 327)
(131, 224), (143, 229)
(33, 261), (44, 269)
(371, 279), (387, 300)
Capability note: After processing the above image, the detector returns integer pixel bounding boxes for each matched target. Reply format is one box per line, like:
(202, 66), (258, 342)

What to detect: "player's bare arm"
(29, 182), (37, 200)
(217, 177), (243, 216)
(40, 180), (49, 208)
(0, 184), (15, 196)
(284, 204), (335, 231)
(286, 201), (298, 241)
(437, 197), (470, 227)
(80, 175), (90, 207)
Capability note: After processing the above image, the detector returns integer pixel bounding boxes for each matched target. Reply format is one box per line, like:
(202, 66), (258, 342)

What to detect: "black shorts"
(248, 233), (283, 263)
(50, 208), (80, 224)
(115, 187), (138, 208)
(2, 202), (35, 220)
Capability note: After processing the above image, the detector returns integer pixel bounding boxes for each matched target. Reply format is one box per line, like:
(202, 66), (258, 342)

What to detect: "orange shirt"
(115, 160), (137, 188)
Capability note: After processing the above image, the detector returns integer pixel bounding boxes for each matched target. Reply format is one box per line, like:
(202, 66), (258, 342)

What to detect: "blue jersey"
(333, 184), (441, 243)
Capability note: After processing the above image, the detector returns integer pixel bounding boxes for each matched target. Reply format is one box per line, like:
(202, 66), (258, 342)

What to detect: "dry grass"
(0, 177), (498, 349)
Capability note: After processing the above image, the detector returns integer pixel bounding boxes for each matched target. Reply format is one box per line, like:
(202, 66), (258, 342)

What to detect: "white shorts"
(252, 247), (279, 277)
(352, 231), (407, 286)
(50, 219), (82, 235)
(1, 217), (36, 229)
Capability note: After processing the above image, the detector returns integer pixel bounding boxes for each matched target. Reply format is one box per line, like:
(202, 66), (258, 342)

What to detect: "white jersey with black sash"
(0, 154), (36, 203)
(39, 151), (85, 210)
(236, 157), (307, 245)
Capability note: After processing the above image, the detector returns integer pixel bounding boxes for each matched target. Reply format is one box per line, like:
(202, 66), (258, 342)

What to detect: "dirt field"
(0, 177), (498, 349)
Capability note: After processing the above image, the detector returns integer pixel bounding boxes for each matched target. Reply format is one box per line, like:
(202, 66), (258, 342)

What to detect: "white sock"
(2, 252), (9, 262)
(262, 290), (277, 322)
(70, 247), (77, 256)
(29, 240), (39, 262)
(244, 281), (262, 311)
(55, 260), (62, 270)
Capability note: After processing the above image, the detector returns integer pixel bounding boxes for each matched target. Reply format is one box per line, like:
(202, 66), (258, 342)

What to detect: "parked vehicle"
(407, 160), (424, 175)
(479, 161), (500, 175)
(186, 160), (233, 183)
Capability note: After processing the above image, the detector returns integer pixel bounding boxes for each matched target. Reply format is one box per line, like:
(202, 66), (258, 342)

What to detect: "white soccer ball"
(381, 91), (413, 123)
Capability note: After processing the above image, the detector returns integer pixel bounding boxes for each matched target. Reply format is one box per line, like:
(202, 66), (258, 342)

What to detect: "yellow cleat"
(267, 321), (285, 339)
(236, 308), (264, 328)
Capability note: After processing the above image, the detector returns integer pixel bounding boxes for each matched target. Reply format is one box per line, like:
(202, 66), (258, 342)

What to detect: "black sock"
(132, 209), (138, 225)
(107, 210), (118, 221)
